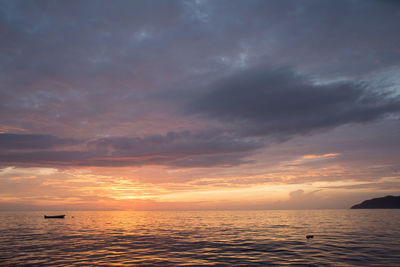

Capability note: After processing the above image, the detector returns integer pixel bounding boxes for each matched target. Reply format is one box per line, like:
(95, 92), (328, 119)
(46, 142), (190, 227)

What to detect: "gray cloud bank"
(1, 0), (400, 172)
(189, 66), (400, 137)
(1, 0), (400, 135)
(0, 133), (81, 150)
(0, 131), (262, 168)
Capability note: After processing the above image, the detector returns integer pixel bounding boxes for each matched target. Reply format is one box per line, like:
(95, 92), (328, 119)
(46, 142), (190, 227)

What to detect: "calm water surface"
(0, 210), (399, 266)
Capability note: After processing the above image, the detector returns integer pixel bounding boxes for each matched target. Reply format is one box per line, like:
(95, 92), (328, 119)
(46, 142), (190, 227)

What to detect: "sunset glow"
(1, 0), (400, 211)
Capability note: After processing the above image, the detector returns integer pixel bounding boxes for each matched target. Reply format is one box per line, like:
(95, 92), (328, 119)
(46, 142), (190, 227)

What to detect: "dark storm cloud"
(189, 66), (400, 137)
(0, 133), (80, 150)
(0, 131), (262, 168)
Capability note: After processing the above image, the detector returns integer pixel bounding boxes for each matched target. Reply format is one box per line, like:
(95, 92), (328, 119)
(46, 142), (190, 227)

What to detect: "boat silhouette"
(44, 215), (65, 219)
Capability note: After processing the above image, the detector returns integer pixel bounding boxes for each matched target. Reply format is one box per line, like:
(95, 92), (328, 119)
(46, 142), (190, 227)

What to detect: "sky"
(1, 0), (400, 210)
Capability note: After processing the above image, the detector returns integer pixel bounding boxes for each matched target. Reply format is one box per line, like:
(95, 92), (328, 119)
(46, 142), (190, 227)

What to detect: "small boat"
(44, 215), (65, 219)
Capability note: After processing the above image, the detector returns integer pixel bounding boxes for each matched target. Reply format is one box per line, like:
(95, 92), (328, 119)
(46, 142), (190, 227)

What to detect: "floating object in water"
(44, 215), (65, 219)
(306, 235), (314, 239)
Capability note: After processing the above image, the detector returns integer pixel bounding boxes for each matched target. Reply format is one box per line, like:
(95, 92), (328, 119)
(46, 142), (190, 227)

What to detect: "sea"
(0, 210), (399, 266)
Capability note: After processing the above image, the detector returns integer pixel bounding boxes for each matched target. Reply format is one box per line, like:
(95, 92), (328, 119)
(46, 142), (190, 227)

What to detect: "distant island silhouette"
(351, 195), (400, 209)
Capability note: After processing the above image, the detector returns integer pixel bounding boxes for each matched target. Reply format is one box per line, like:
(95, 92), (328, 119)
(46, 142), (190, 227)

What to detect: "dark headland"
(351, 195), (400, 209)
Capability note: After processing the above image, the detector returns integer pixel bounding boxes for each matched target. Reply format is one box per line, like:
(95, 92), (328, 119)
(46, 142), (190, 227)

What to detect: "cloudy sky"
(1, 0), (400, 210)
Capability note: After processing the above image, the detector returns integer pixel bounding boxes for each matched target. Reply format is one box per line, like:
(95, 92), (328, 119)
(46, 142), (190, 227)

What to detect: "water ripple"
(1, 210), (400, 266)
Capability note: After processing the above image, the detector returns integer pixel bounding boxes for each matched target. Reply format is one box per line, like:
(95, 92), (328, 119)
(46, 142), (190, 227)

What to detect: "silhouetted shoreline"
(351, 195), (400, 209)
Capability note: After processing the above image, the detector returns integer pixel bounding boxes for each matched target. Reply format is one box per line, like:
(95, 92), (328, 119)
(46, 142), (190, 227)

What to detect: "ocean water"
(0, 210), (399, 266)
